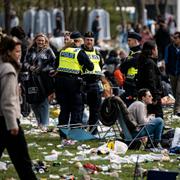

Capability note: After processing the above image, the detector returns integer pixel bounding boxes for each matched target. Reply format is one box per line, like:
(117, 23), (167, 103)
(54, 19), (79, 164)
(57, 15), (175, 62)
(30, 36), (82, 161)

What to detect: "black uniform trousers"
(85, 82), (102, 134)
(0, 117), (37, 180)
(55, 75), (84, 137)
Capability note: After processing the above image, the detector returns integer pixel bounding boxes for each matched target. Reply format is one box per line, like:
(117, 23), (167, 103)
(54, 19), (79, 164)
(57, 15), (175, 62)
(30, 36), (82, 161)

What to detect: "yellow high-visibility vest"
(83, 50), (102, 75)
(126, 50), (141, 79)
(57, 47), (82, 74)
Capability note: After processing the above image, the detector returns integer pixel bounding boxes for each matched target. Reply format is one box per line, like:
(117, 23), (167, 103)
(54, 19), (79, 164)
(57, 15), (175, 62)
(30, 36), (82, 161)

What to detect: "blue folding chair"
(59, 124), (97, 141)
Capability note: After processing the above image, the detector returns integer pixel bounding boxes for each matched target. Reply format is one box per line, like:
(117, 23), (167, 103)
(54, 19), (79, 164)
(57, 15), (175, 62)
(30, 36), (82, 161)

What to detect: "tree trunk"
(68, 0), (76, 31)
(4, 0), (11, 34)
(76, 0), (81, 30)
(155, 0), (160, 16)
(80, 0), (89, 33)
(63, 0), (70, 30)
(116, 0), (126, 25)
(94, 0), (101, 9)
(134, 0), (145, 25)
(159, 0), (168, 18)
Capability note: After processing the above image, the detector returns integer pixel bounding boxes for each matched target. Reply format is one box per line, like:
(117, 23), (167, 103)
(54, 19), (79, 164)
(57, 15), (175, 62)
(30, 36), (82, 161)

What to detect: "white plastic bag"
(171, 127), (180, 148)
(114, 141), (128, 154)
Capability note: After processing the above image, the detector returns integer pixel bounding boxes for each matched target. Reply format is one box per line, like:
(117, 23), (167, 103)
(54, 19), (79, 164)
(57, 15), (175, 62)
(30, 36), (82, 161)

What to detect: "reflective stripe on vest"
(83, 50), (102, 75)
(57, 47), (82, 74)
(126, 50), (141, 79)
(128, 50), (141, 59)
(127, 67), (138, 79)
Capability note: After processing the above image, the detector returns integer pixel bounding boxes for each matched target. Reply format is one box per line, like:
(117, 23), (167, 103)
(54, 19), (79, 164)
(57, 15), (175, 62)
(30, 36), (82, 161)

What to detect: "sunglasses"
(64, 32), (71, 36)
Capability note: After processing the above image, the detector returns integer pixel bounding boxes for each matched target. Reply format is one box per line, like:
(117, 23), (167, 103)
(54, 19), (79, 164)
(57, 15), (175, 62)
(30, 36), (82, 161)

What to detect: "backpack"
(24, 73), (46, 104)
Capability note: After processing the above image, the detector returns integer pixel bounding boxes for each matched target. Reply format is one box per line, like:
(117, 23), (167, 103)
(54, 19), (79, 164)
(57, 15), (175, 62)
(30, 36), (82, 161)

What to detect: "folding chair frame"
(117, 106), (155, 149)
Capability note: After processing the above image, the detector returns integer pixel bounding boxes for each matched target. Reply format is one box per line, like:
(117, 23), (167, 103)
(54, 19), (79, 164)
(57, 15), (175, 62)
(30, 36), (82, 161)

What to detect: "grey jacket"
(0, 59), (20, 130)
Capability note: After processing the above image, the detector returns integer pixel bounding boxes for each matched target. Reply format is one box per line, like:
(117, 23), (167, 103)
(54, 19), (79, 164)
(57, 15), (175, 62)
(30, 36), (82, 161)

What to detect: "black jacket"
(137, 56), (163, 100)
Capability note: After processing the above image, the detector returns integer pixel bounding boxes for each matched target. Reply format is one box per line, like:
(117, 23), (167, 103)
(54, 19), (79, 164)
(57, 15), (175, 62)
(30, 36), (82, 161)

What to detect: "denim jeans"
(132, 117), (164, 142)
(31, 98), (49, 127)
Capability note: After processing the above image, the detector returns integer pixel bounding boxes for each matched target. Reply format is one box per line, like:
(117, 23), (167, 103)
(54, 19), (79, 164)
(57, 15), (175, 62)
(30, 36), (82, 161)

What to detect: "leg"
(71, 91), (84, 125)
(135, 117), (164, 142)
(87, 90), (102, 134)
(174, 75), (180, 114)
(39, 98), (49, 126)
(31, 103), (41, 126)
(0, 119), (6, 157)
(6, 125), (37, 179)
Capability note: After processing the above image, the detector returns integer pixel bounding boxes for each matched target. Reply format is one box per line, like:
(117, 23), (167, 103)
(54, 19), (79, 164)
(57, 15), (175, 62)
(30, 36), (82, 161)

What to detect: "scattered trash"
(82, 174), (91, 180)
(83, 163), (100, 174)
(60, 174), (75, 180)
(109, 172), (119, 178)
(62, 150), (74, 157)
(52, 161), (61, 167)
(161, 149), (170, 161)
(61, 139), (77, 146)
(110, 163), (121, 170)
(33, 160), (48, 174)
(44, 153), (58, 161)
(47, 143), (53, 146)
(49, 174), (60, 179)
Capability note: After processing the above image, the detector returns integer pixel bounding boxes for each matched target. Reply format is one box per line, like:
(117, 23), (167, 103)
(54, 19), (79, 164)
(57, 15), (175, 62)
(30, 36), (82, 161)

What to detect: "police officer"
(120, 32), (142, 106)
(55, 31), (94, 138)
(81, 32), (103, 135)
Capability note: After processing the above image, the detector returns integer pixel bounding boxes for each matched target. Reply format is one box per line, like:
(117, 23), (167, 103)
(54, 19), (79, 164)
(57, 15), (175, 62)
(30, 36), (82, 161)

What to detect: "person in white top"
(128, 88), (164, 148)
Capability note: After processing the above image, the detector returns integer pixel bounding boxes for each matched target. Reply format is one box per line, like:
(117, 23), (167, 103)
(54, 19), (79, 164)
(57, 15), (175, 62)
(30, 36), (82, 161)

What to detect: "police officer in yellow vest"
(55, 31), (94, 138)
(120, 31), (142, 106)
(81, 32), (103, 135)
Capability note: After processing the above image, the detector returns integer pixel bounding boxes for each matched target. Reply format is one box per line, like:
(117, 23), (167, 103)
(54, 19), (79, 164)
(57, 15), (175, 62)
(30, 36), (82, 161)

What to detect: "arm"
(128, 102), (148, 125)
(1, 71), (19, 134)
(77, 50), (94, 72)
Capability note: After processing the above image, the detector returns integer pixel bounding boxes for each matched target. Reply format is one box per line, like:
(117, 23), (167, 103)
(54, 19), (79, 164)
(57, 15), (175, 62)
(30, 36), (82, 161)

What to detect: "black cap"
(84, 31), (94, 38)
(70, 31), (82, 39)
(128, 32), (142, 41)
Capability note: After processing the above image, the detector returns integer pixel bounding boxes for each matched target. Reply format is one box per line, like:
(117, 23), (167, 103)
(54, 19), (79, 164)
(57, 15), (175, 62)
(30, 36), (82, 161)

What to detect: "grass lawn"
(0, 108), (180, 180)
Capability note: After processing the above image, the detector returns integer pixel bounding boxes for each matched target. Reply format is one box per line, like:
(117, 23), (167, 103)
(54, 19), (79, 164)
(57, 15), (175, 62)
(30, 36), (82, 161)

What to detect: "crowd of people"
(0, 15), (180, 179)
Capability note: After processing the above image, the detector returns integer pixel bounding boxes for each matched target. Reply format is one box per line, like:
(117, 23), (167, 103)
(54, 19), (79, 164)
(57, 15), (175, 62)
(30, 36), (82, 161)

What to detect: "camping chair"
(117, 107), (155, 149)
(58, 116), (98, 141)
(100, 96), (155, 149)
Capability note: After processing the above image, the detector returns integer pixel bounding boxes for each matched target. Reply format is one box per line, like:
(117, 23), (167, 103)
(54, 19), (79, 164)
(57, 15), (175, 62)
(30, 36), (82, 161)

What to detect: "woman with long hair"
(0, 36), (37, 179)
(24, 33), (56, 130)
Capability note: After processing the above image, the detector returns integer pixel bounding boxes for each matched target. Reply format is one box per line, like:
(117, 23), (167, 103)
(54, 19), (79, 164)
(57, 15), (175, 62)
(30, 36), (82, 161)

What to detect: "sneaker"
(154, 142), (163, 149)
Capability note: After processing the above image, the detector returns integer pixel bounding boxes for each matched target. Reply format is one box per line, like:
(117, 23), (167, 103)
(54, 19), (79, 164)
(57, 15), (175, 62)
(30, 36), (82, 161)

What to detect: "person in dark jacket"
(55, 31), (94, 138)
(91, 15), (101, 45)
(24, 33), (56, 130)
(165, 31), (180, 116)
(120, 32), (142, 106)
(81, 31), (103, 134)
(154, 19), (171, 60)
(137, 40), (164, 119)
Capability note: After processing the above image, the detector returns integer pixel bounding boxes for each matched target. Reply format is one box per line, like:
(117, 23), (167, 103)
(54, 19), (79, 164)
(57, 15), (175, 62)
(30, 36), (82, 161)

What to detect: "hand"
(148, 114), (155, 121)
(34, 66), (41, 73)
(49, 70), (58, 77)
(10, 128), (19, 136)
(29, 65), (36, 71)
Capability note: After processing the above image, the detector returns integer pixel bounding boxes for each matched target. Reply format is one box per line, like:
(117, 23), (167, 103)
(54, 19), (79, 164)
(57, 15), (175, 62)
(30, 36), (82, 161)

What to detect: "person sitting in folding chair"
(128, 88), (164, 148)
